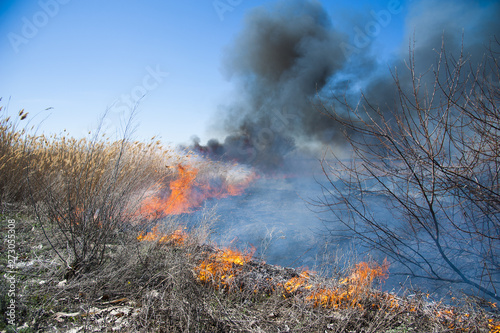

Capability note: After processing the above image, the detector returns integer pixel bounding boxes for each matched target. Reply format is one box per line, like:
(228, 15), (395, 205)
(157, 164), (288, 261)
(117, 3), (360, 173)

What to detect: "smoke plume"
(193, 0), (500, 171)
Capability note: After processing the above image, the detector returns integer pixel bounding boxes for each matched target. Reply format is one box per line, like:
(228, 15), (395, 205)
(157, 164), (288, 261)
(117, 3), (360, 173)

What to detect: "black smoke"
(193, 0), (500, 171)
(192, 0), (349, 170)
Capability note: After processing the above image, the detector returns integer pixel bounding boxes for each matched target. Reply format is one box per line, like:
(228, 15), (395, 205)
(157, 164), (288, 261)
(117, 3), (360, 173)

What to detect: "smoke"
(405, 0), (500, 63)
(193, 0), (500, 171)
(192, 0), (348, 170)
(363, 0), (500, 107)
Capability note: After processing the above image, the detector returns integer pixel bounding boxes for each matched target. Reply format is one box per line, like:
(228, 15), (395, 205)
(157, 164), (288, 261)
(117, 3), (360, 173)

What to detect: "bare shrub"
(21, 117), (175, 276)
(317, 40), (500, 301)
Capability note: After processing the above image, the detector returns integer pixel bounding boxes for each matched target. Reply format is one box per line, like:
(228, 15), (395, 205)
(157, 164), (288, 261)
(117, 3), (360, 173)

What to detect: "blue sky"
(0, 0), (408, 145)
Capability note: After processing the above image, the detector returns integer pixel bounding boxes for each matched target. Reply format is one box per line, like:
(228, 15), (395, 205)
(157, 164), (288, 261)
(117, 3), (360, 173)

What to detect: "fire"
(308, 259), (389, 309)
(196, 247), (255, 290)
(489, 319), (500, 333)
(284, 271), (313, 293)
(280, 259), (389, 310)
(139, 164), (199, 216)
(341, 260), (389, 290)
(137, 225), (187, 246)
(139, 163), (257, 218)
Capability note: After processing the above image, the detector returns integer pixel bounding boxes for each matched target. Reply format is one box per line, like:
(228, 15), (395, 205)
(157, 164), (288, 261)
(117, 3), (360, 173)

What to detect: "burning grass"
(297, 260), (390, 310)
(193, 241), (391, 311)
(137, 224), (188, 246)
(0, 104), (257, 274)
(196, 246), (255, 290)
(190, 240), (499, 332)
(139, 164), (199, 216)
(1, 106), (499, 332)
(3, 197), (500, 332)
(138, 163), (258, 218)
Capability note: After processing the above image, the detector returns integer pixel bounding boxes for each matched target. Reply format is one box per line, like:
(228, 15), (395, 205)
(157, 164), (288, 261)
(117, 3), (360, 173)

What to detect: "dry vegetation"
(0, 102), (499, 332)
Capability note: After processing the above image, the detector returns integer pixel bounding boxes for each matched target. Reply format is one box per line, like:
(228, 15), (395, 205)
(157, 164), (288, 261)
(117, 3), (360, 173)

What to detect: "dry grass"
(0, 99), (196, 206)
(2, 207), (498, 332)
(1, 103), (499, 332)
(0, 103), (193, 274)
(0, 104), (31, 203)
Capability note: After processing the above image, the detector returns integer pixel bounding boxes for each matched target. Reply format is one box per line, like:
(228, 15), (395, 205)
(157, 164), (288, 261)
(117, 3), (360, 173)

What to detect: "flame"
(280, 259), (389, 310)
(139, 163), (257, 218)
(489, 319), (500, 333)
(196, 248), (497, 331)
(284, 271), (313, 293)
(139, 164), (199, 216)
(196, 247), (255, 290)
(342, 260), (389, 289)
(308, 259), (389, 309)
(137, 225), (187, 245)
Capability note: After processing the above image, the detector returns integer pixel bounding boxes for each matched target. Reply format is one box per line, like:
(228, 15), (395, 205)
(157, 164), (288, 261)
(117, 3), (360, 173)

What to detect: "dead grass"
(0, 104), (31, 203)
(1, 104), (499, 332)
(2, 206), (498, 332)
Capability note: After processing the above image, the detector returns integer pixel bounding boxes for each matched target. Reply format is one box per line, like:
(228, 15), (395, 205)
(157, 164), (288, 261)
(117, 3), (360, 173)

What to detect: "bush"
(318, 40), (500, 301)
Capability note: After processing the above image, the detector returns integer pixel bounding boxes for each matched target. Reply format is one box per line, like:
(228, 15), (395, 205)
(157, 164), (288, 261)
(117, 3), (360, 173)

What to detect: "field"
(1, 105), (499, 332)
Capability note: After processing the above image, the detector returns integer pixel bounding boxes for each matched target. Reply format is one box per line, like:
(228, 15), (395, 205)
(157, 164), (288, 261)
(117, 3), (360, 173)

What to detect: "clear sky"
(0, 0), (409, 145)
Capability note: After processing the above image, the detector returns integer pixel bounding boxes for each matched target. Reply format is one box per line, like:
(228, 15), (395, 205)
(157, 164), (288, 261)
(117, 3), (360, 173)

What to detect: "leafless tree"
(317, 40), (500, 301)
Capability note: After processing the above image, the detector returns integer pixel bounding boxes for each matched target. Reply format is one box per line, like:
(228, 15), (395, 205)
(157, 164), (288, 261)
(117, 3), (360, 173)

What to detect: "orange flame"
(139, 164), (257, 218)
(342, 260), (389, 289)
(280, 259), (389, 310)
(307, 259), (389, 309)
(196, 247), (255, 290)
(137, 225), (188, 245)
(284, 271), (313, 293)
(139, 164), (199, 216)
(489, 319), (500, 333)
